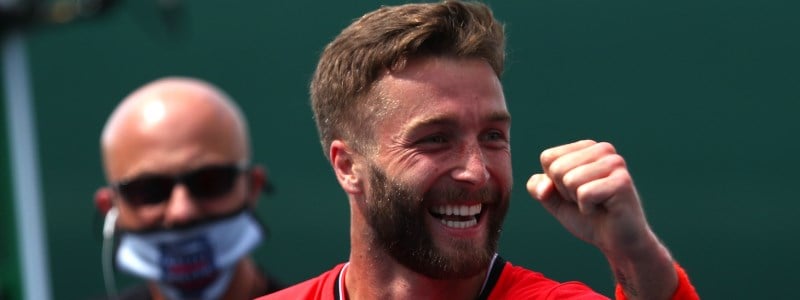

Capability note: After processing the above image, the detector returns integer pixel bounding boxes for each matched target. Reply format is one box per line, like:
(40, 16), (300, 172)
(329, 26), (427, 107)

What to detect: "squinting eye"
(484, 130), (506, 141)
(419, 135), (448, 144)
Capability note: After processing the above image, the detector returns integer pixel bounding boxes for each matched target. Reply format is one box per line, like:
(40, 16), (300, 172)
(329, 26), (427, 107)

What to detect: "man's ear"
(94, 187), (114, 215)
(330, 140), (364, 195)
(246, 165), (267, 207)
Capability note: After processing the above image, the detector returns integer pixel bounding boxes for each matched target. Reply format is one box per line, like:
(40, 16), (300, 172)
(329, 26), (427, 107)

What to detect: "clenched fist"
(527, 140), (678, 299)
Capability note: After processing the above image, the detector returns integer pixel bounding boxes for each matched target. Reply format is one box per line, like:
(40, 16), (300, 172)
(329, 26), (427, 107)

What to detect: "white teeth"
(431, 204), (482, 216)
(430, 204), (482, 229)
(433, 206), (443, 214)
(440, 218), (478, 228)
(469, 204), (480, 215)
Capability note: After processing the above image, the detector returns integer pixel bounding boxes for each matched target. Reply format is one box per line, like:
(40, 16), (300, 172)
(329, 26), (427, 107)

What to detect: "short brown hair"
(310, 0), (505, 159)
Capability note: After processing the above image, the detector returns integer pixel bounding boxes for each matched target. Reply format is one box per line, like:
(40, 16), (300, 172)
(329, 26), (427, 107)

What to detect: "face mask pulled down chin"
(114, 209), (263, 300)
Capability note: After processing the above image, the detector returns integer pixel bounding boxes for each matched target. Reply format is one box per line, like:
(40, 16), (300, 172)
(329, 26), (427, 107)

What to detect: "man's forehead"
(103, 102), (247, 180)
(373, 58), (504, 102)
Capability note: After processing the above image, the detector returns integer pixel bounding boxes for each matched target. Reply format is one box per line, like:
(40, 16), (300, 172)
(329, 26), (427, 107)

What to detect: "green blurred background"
(2, 0), (799, 299)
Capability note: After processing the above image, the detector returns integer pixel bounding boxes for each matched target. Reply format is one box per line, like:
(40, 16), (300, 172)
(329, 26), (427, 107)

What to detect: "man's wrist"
(614, 262), (698, 300)
(605, 231), (677, 300)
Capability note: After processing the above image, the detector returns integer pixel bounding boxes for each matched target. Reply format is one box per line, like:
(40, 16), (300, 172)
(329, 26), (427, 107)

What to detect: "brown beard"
(363, 164), (509, 279)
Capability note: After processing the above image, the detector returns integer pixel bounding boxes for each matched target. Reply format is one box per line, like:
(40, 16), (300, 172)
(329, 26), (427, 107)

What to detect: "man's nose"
(450, 142), (490, 187)
(163, 184), (202, 227)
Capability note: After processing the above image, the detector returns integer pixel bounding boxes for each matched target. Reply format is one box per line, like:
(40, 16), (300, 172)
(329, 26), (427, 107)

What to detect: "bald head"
(101, 77), (251, 181)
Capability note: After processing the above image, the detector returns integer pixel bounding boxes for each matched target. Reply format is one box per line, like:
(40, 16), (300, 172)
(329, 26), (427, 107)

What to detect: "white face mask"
(113, 209), (264, 300)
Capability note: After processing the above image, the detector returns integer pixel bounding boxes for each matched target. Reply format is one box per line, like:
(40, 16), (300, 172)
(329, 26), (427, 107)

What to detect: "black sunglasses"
(112, 163), (248, 206)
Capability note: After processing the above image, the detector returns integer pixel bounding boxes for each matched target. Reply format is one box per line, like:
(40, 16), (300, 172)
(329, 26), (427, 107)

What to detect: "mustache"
(367, 163), (507, 206)
(425, 185), (498, 204)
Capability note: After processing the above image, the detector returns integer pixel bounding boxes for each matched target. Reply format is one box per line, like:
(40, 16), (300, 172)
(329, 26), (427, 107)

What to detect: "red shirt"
(257, 255), (698, 299)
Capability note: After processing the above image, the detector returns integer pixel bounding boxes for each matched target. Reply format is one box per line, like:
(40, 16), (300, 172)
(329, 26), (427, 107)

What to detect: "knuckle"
(548, 159), (567, 178)
(604, 154), (627, 168)
(575, 184), (591, 203)
(540, 148), (555, 164)
(595, 141), (617, 154)
(612, 169), (633, 186)
(562, 170), (580, 190)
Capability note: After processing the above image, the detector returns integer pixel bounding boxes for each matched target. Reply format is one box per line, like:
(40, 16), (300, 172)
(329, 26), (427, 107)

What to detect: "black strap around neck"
(476, 254), (506, 300)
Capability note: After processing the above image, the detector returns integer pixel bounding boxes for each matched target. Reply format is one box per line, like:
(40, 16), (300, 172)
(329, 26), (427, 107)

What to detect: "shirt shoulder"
(256, 263), (345, 300)
(488, 261), (608, 300)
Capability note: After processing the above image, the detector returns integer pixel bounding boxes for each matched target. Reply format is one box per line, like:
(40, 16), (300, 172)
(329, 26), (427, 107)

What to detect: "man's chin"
(411, 215), (496, 279)
(409, 239), (494, 279)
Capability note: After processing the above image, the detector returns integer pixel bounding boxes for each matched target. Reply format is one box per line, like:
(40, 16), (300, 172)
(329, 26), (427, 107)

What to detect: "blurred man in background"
(94, 77), (282, 299)
(260, 1), (697, 299)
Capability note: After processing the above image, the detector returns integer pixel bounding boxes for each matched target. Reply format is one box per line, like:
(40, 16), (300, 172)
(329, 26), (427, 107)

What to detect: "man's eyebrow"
(401, 110), (512, 133)
(486, 111), (512, 124)
(405, 115), (458, 130)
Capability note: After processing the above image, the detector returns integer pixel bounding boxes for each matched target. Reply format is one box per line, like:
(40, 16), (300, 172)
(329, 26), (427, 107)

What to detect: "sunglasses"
(112, 163), (248, 206)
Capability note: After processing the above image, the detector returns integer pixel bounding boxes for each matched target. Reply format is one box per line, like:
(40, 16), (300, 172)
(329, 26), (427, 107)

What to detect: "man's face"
(105, 98), (252, 231)
(360, 56), (512, 279)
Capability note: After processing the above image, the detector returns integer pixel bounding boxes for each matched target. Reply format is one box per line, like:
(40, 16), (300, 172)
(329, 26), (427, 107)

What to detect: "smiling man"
(260, 1), (698, 299)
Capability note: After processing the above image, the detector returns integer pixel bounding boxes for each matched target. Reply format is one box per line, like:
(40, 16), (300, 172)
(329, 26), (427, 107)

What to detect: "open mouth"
(428, 203), (483, 229)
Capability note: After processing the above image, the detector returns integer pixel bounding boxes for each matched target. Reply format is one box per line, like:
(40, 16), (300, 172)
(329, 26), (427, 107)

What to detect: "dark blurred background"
(2, 0), (798, 299)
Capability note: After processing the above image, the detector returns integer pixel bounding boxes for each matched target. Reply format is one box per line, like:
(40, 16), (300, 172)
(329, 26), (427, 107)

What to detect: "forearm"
(605, 231), (677, 300)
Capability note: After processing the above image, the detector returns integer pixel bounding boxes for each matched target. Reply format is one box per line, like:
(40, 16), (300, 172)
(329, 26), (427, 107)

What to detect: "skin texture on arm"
(526, 140), (678, 300)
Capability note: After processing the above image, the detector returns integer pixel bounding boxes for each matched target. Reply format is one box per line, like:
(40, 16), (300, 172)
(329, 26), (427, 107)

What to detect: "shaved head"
(96, 77), (276, 298)
(101, 77), (251, 182)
